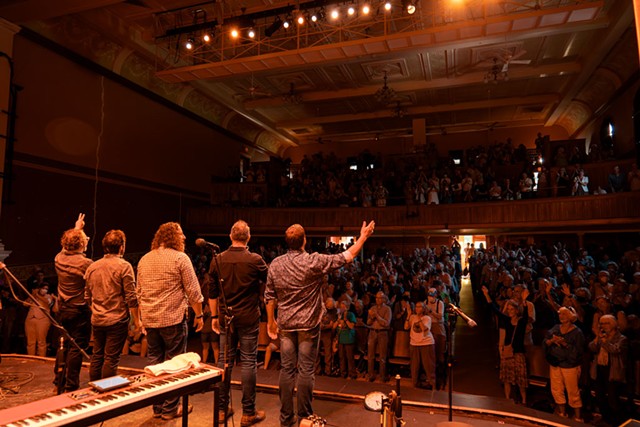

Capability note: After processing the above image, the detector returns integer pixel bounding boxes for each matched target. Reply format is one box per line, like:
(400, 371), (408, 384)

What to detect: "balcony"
(186, 192), (640, 237)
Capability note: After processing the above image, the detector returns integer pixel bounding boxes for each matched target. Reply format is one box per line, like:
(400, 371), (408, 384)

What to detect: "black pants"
(56, 305), (91, 392)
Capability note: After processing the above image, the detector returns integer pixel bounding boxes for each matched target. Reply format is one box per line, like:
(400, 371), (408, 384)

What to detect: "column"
(0, 18), (20, 262)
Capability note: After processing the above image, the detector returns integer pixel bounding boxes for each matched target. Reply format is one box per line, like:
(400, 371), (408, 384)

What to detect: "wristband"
(195, 315), (204, 319)
(211, 315), (219, 319)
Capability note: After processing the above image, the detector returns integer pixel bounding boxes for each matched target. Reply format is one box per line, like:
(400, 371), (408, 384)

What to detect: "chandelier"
(374, 71), (397, 103)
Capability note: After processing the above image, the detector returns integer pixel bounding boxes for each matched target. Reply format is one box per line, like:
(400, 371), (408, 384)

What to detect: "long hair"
(151, 222), (185, 252)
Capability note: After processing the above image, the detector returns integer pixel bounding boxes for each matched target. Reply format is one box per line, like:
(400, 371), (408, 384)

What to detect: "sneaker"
(161, 404), (193, 420)
(218, 407), (234, 424)
(240, 410), (266, 426)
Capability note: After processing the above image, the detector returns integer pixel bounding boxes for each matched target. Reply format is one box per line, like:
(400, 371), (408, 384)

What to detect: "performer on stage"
(208, 220), (268, 426)
(84, 230), (141, 381)
(137, 222), (204, 421)
(54, 213), (93, 392)
(265, 220), (375, 427)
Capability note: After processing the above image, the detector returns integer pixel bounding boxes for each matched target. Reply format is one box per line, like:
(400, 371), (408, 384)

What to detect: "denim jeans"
(90, 319), (129, 381)
(218, 322), (259, 415)
(56, 305), (91, 392)
(279, 326), (320, 427)
(146, 320), (188, 416)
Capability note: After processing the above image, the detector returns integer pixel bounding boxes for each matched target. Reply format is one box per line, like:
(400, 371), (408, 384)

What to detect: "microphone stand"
(0, 264), (89, 395)
(441, 306), (472, 427)
(210, 246), (234, 427)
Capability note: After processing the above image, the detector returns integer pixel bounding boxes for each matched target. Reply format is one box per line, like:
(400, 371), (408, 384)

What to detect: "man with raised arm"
(55, 213), (93, 392)
(265, 220), (375, 427)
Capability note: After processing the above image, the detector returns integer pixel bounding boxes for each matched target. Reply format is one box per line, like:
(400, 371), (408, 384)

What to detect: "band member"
(55, 213), (93, 392)
(208, 220), (268, 426)
(137, 222), (204, 420)
(265, 220), (375, 427)
(84, 230), (141, 381)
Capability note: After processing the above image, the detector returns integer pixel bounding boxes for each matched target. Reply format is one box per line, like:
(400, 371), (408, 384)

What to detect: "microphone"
(195, 238), (220, 251)
(448, 303), (477, 328)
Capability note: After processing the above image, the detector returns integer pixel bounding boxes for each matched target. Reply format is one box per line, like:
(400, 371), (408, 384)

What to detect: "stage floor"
(0, 355), (585, 427)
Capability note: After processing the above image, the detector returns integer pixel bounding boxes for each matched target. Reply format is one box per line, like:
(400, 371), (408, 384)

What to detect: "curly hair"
(285, 224), (305, 250)
(61, 229), (88, 252)
(151, 222), (185, 252)
(102, 230), (126, 254)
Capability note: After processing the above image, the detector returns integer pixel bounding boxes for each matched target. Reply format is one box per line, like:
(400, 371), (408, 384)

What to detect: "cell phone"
(89, 375), (131, 392)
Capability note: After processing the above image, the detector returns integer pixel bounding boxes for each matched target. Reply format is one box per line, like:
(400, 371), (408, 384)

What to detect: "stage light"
(348, 6), (355, 16)
(248, 28), (256, 38)
(297, 15), (305, 25)
(405, 0), (417, 14)
(311, 13), (318, 22)
(384, 2), (392, 11)
(230, 28), (239, 38)
(330, 9), (339, 20)
(185, 38), (194, 50)
(283, 20), (290, 29)
(264, 16), (283, 37)
(362, 5), (371, 15)
(202, 33), (211, 42)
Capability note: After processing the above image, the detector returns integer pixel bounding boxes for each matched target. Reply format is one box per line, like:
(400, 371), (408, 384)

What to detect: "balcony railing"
(187, 191), (640, 236)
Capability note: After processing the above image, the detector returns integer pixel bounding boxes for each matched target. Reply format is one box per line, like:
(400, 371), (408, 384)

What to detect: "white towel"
(144, 352), (201, 376)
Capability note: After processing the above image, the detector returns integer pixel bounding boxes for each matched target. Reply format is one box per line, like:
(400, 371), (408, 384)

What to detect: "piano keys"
(0, 365), (223, 427)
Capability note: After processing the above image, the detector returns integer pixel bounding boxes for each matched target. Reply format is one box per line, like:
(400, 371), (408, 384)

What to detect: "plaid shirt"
(265, 250), (352, 331)
(137, 247), (203, 328)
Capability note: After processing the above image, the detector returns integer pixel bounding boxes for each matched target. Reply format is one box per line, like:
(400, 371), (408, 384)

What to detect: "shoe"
(218, 407), (235, 424)
(153, 412), (163, 419)
(161, 404), (193, 420)
(573, 417), (584, 423)
(368, 376), (376, 382)
(240, 410), (266, 427)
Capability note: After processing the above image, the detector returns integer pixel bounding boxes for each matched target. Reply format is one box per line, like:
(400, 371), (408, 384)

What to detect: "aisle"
(451, 277), (504, 398)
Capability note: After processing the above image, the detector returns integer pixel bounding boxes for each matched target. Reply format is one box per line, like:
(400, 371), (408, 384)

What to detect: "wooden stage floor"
(0, 355), (587, 427)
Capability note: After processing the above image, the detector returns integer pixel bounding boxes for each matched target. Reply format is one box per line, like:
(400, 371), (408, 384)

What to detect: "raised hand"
(75, 213), (86, 230)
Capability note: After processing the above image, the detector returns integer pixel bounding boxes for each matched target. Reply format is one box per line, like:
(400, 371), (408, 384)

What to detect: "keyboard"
(0, 365), (223, 427)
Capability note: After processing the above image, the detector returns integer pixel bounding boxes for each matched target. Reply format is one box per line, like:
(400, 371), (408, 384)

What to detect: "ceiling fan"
(234, 75), (271, 100)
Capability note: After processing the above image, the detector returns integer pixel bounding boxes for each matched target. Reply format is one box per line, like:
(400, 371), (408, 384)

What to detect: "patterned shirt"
(84, 254), (137, 327)
(265, 250), (353, 331)
(137, 247), (203, 328)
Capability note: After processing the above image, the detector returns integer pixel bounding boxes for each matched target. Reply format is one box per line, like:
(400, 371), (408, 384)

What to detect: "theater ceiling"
(0, 0), (637, 157)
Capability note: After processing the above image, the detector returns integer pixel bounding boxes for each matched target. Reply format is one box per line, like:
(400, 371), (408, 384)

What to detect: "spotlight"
(347, 6), (355, 16)
(202, 33), (211, 42)
(297, 15), (305, 25)
(248, 28), (256, 38)
(330, 8), (339, 20)
(384, 2), (392, 11)
(283, 20), (290, 29)
(362, 5), (371, 15)
(311, 13), (318, 22)
(185, 38), (194, 50)
(230, 28), (239, 38)
(405, 0), (417, 14)
(265, 16), (283, 37)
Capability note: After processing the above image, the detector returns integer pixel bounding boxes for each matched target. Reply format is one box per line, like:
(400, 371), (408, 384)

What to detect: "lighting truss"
(153, 0), (601, 70)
